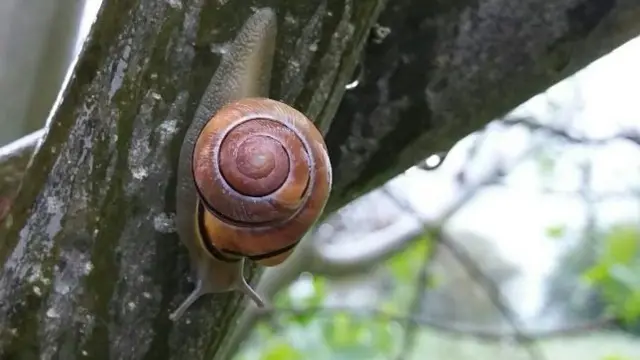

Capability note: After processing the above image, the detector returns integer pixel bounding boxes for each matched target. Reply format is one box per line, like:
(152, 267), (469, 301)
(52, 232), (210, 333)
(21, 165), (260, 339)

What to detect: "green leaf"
(261, 342), (304, 360)
(605, 226), (639, 264)
(582, 224), (640, 321)
(545, 224), (566, 239)
(308, 276), (327, 307)
(536, 151), (556, 176)
(621, 290), (640, 323)
(602, 354), (632, 360)
(386, 234), (431, 282)
(582, 263), (608, 283)
(327, 313), (357, 347)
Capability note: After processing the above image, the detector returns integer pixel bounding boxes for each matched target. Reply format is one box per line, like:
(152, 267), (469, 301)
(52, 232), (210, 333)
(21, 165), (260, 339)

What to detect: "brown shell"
(192, 97), (332, 266)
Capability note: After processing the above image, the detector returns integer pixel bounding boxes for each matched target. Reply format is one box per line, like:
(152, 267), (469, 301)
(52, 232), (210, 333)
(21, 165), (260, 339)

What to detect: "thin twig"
(261, 305), (614, 341)
(382, 192), (547, 360)
(393, 233), (433, 360)
(501, 117), (640, 146)
(381, 145), (549, 360)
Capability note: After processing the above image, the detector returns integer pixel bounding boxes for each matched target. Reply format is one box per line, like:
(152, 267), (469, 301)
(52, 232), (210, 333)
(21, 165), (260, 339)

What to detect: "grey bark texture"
(0, 1), (383, 359)
(0, 0), (638, 359)
(325, 0), (640, 209)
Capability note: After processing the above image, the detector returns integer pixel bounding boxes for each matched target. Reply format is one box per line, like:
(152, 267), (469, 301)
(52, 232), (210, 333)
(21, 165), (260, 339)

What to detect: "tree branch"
(324, 0), (640, 211)
(264, 305), (614, 341)
(502, 116), (640, 146)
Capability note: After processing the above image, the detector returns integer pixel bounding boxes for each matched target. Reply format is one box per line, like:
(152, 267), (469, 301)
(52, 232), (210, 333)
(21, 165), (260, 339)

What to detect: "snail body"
(170, 8), (332, 321)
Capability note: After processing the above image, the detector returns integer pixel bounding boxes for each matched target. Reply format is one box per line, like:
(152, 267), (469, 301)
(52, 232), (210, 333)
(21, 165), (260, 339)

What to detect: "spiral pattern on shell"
(192, 98), (329, 229)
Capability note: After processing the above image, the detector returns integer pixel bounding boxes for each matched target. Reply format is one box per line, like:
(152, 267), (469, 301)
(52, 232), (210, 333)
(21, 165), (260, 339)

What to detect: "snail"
(170, 8), (332, 321)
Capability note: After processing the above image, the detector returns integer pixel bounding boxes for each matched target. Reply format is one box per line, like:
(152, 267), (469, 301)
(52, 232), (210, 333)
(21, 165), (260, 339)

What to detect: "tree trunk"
(0, 0), (639, 359)
(0, 0), (384, 359)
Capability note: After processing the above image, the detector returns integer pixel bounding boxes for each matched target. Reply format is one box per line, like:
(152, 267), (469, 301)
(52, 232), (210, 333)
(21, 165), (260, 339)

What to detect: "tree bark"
(324, 0), (640, 209)
(0, 0), (639, 359)
(0, 0), (384, 359)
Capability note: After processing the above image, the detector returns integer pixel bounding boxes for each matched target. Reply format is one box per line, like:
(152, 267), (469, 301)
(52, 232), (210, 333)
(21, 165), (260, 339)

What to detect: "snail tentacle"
(233, 277), (266, 308)
(169, 281), (205, 321)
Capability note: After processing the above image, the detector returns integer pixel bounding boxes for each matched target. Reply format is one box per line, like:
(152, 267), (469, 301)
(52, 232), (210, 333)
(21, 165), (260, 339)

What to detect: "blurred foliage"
(535, 150), (558, 179)
(545, 224), (567, 240)
(601, 355), (633, 360)
(583, 225), (640, 324)
(232, 127), (640, 359)
(235, 220), (640, 360)
(234, 234), (433, 360)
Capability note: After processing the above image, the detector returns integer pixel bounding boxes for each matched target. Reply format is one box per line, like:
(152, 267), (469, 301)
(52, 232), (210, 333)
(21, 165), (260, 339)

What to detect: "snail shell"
(193, 97), (332, 266)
